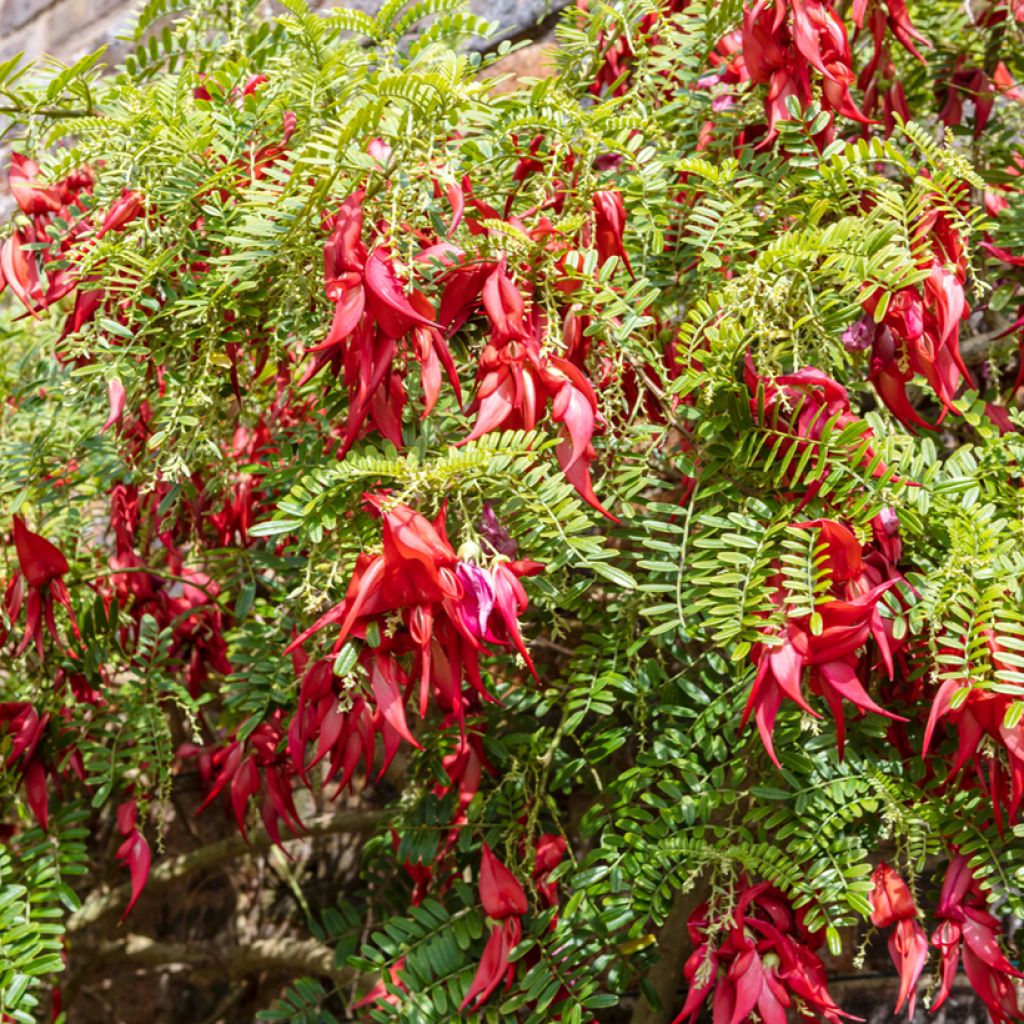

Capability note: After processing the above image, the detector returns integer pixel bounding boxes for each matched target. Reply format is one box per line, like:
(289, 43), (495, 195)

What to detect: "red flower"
(461, 918), (521, 1011)
(533, 833), (567, 909)
(115, 800), (152, 920)
(454, 256), (617, 520)
(461, 844), (528, 1010)
(675, 879), (854, 1024)
(930, 856), (1024, 1024)
(861, 193), (972, 428)
(743, 518), (905, 764)
(869, 863), (927, 1015)
(745, 358), (893, 503)
(0, 703), (52, 829)
(593, 190), (633, 276)
(922, 631), (1024, 827)
(355, 957), (408, 1010)
(2, 516), (79, 658)
(98, 189), (145, 237)
(287, 499), (542, 742)
(9, 153), (62, 216)
(196, 712), (304, 846)
(303, 191), (457, 452)
(480, 842), (528, 919)
(743, 0), (870, 140)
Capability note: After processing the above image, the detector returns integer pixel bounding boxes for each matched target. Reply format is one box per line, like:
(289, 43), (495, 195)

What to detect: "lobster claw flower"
(676, 879), (855, 1024)
(9, 153), (62, 216)
(593, 190), (633, 276)
(482, 258), (528, 344)
(869, 862), (916, 926)
(460, 918), (520, 1010)
(98, 189), (145, 237)
(3, 516), (79, 658)
(744, 519), (905, 764)
(869, 863), (927, 1014)
(461, 844), (527, 1010)
(364, 247), (437, 339)
(533, 834), (567, 908)
(0, 233), (43, 316)
(930, 856), (1024, 1023)
(13, 515), (69, 588)
(102, 379), (127, 433)
(115, 800), (151, 920)
(479, 842), (528, 919)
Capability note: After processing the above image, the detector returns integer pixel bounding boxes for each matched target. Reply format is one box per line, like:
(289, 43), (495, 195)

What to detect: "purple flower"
(842, 316), (874, 352)
(480, 503), (517, 559)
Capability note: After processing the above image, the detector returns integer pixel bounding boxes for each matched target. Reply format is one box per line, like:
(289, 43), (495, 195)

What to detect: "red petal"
(102, 379), (127, 433)
(12, 515), (69, 588)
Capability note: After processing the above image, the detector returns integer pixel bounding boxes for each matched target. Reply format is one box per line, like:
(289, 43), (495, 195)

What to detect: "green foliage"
(1, 0), (1024, 1020)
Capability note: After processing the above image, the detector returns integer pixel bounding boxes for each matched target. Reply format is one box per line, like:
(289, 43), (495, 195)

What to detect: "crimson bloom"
(303, 189), (458, 452)
(452, 254), (618, 521)
(743, 0), (870, 140)
(196, 711), (304, 846)
(922, 630), (1024, 828)
(868, 863), (928, 1015)
(745, 358), (892, 504)
(115, 800), (152, 920)
(593, 190), (633, 276)
(287, 498), (542, 743)
(674, 879), (854, 1024)
(930, 856), (1024, 1024)
(0, 153), (95, 319)
(461, 843), (528, 1010)
(0, 703), (52, 830)
(743, 518), (905, 764)
(2, 516), (79, 658)
(860, 193), (973, 429)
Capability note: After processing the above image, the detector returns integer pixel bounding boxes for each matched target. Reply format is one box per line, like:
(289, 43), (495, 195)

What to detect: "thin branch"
(0, 106), (94, 118)
(960, 326), (1020, 367)
(68, 807), (388, 932)
(66, 933), (355, 994)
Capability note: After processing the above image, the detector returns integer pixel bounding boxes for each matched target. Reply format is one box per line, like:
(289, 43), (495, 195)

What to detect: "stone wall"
(0, 0), (567, 64)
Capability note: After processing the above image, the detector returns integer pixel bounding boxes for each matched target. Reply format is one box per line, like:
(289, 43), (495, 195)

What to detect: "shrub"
(1, 0), (1024, 1021)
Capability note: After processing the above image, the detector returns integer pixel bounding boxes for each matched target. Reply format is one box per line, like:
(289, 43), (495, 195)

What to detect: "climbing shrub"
(1, 0), (1024, 1020)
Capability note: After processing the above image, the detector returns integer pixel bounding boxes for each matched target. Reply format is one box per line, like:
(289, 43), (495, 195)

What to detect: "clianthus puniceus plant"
(2, 0), (1024, 1021)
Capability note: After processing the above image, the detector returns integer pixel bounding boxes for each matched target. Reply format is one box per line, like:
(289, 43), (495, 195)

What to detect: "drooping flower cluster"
(675, 879), (849, 1024)
(307, 165), (625, 519)
(303, 187), (460, 452)
(742, 0), (870, 139)
(930, 856), (1024, 1024)
(194, 711), (304, 846)
(0, 703), (55, 831)
(2, 516), (79, 658)
(286, 496), (542, 739)
(744, 517), (905, 764)
(745, 359), (892, 503)
(0, 154), (95, 317)
(461, 843), (530, 1010)
(860, 191), (973, 429)
(923, 634), (1024, 828)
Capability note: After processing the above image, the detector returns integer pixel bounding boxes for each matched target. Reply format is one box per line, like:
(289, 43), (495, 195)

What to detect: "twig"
(67, 933), (354, 988)
(68, 807), (388, 931)
(960, 324), (1020, 368)
(0, 106), (94, 118)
